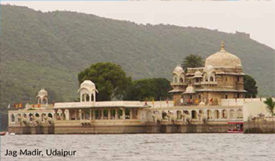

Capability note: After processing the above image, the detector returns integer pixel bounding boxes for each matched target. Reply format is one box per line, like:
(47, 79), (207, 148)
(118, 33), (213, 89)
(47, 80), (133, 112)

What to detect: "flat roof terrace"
(54, 101), (150, 109)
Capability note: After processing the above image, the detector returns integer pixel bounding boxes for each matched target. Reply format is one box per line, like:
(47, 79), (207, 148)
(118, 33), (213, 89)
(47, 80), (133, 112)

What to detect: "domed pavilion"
(170, 41), (246, 106)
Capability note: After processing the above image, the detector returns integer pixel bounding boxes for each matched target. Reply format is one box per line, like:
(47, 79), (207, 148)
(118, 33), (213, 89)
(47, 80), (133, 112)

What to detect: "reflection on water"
(1, 134), (275, 161)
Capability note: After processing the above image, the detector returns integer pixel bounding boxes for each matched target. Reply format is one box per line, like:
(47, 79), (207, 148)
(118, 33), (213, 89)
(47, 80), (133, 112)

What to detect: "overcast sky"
(2, 1), (275, 49)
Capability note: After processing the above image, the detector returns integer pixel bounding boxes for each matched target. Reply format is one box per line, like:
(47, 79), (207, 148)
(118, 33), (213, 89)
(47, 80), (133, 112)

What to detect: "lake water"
(1, 134), (275, 161)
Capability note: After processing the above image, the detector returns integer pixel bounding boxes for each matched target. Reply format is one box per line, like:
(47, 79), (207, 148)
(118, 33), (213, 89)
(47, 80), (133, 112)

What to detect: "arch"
(41, 97), (48, 104)
(11, 114), (15, 122)
(29, 113), (33, 121)
(183, 110), (189, 119)
(199, 110), (203, 119)
(86, 94), (90, 102)
(17, 114), (21, 122)
(237, 109), (243, 118)
(162, 111), (168, 120)
(180, 74), (185, 83)
(214, 110), (220, 119)
(222, 109), (227, 119)
(81, 93), (91, 102)
(191, 110), (197, 119)
(195, 78), (200, 83)
(177, 110), (182, 120)
(48, 113), (53, 118)
(210, 76), (214, 82)
(208, 72), (216, 82)
(179, 77), (184, 83)
(91, 95), (94, 101)
(203, 74), (208, 82)
(38, 96), (48, 105)
(35, 113), (40, 117)
(224, 94), (228, 99)
(229, 109), (234, 119)
(37, 89), (48, 104)
(81, 94), (85, 102)
(173, 75), (178, 83)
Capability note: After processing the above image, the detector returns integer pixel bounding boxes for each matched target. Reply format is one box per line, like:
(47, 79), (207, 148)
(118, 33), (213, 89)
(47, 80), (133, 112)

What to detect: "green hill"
(1, 5), (275, 110)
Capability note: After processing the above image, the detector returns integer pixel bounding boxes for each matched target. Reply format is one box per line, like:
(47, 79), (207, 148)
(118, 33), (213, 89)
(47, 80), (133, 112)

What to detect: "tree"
(182, 54), (204, 70)
(244, 75), (258, 98)
(125, 78), (171, 101)
(78, 62), (131, 101)
(264, 97), (275, 116)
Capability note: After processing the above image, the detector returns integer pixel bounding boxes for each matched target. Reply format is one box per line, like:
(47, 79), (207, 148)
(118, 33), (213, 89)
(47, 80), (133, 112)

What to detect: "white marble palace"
(8, 42), (269, 134)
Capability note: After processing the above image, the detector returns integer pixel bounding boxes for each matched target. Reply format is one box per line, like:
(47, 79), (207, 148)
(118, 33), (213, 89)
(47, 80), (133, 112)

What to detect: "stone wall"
(9, 122), (231, 134)
(9, 125), (55, 134)
(244, 120), (275, 133)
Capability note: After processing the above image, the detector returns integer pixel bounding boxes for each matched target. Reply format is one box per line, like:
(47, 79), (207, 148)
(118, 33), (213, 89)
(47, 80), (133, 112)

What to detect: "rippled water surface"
(1, 134), (275, 161)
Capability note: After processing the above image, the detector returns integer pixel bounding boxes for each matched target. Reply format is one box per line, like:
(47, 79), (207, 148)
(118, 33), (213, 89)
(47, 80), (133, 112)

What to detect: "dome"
(205, 42), (242, 68)
(194, 71), (202, 78)
(79, 80), (96, 93)
(184, 85), (195, 94)
(37, 89), (48, 97)
(173, 65), (184, 75)
(81, 80), (95, 88)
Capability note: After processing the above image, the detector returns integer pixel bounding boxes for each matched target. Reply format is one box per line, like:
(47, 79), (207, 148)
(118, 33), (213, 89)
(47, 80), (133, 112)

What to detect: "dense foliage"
(125, 78), (172, 101)
(244, 75), (258, 98)
(181, 54), (204, 70)
(78, 63), (131, 101)
(264, 98), (275, 116)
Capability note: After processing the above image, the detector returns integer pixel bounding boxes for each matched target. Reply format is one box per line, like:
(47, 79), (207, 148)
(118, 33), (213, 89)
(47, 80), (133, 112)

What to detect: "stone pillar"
(57, 109), (62, 120)
(136, 109), (140, 120)
(130, 109), (133, 119)
(115, 108), (118, 120)
(93, 109), (96, 120)
(79, 109), (82, 120)
(90, 109), (92, 120)
(62, 110), (66, 120)
(14, 114), (18, 123)
(90, 94), (93, 102)
(53, 110), (57, 120)
(101, 109), (104, 119)
(65, 109), (70, 120)
(122, 108), (125, 120)
(227, 109), (231, 119)
(218, 109), (223, 119)
(234, 109), (238, 119)
(203, 109), (208, 119)
(211, 110), (215, 119)
(9, 114), (12, 124)
(108, 109), (111, 120)
(188, 110), (191, 119)
(196, 109), (199, 120)
(74, 109), (77, 120)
